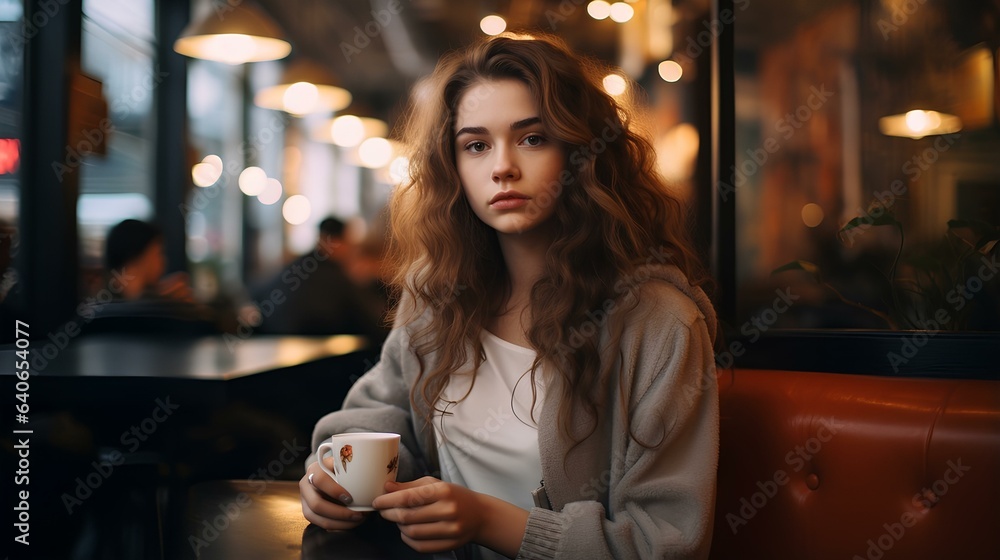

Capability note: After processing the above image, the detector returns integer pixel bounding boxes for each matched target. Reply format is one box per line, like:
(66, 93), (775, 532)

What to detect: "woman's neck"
(496, 228), (550, 299)
(489, 227), (553, 346)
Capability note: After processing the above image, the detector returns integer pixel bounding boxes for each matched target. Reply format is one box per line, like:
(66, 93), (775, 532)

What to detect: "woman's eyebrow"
(455, 125), (487, 138)
(510, 116), (541, 130)
(455, 117), (542, 138)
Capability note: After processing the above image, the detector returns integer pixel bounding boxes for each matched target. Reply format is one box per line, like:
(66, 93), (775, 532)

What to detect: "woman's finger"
(305, 462), (354, 505)
(378, 497), (460, 524)
(373, 480), (444, 510)
(397, 519), (463, 540)
(300, 496), (366, 531)
(399, 532), (462, 554)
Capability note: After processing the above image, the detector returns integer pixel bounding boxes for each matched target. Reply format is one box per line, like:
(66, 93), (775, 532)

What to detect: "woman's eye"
(466, 141), (487, 153)
(523, 134), (545, 147)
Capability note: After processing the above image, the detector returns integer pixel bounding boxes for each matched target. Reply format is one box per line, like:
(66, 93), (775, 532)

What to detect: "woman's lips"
(490, 197), (529, 210)
(489, 191), (530, 209)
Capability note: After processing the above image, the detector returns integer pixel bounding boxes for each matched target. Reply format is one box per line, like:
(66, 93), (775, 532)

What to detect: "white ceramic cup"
(316, 432), (401, 511)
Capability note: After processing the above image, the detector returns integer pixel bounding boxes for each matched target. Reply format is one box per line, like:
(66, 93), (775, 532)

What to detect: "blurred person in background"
(249, 216), (389, 342)
(85, 218), (219, 335)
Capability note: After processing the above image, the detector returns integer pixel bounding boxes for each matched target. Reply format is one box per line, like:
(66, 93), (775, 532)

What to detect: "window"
(0, 0), (23, 307)
(79, 0), (156, 287)
(734, 0), (1000, 333)
(0, 0), (21, 208)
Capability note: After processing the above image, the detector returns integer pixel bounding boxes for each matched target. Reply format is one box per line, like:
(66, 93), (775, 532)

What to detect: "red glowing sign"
(0, 139), (19, 175)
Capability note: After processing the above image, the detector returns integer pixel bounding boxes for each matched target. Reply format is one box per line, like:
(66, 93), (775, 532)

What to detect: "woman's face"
(454, 79), (565, 237)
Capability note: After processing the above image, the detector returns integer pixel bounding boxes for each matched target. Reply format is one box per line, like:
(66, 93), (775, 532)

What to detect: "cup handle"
(316, 442), (342, 483)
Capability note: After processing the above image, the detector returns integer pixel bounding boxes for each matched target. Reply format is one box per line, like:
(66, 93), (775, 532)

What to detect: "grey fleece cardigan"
(308, 265), (719, 559)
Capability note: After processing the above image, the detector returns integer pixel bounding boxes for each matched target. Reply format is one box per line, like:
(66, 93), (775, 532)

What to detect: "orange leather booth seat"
(710, 369), (1000, 560)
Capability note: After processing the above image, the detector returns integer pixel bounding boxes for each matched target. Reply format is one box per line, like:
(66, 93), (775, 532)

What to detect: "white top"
(434, 330), (544, 560)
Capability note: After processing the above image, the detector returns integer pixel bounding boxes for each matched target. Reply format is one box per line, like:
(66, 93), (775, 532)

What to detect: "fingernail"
(350, 513), (364, 521)
(339, 493), (353, 505)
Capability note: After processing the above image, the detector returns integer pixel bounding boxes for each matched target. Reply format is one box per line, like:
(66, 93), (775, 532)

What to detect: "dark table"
(2, 334), (382, 559)
(12, 333), (370, 379)
(176, 480), (442, 560)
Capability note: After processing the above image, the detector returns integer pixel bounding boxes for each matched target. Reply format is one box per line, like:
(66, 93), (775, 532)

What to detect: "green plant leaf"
(947, 219), (995, 235)
(771, 260), (822, 281)
(975, 233), (1000, 252)
(840, 212), (900, 234)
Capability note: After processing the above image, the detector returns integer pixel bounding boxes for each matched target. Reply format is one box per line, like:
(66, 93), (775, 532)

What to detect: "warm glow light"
(282, 82), (319, 115)
(192, 163), (218, 187)
(199, 34), (256, 64)
(480, 15), (507, 35)
(282, 194), (311, 225)
(358, 137), (393, 169)
(330, 115), (365, 147)
(609, 2), (634, 23)
(905, 110), (930, 132)
(202, 154), (223, 174)
(258, 178), (283, 205)
(192, 155), (224, 187)
(176, 34), (292, 65)
(238, 166), (268, 196)
(602, 73), (628, 96)
(878, 109), (962, 139)
(658, 60), (683, 82)
(801, 203), (825, 228)
(320, 115), (389, 147)
(255, 83), (352, 115)
(587, 1), (611, 20)
(172, 1), (291, 64)
(389, 156), (411, 184)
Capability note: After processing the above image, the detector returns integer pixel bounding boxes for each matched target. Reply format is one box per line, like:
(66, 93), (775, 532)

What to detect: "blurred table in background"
(175, 480), (439, 560)
(1, 333), (381, 559)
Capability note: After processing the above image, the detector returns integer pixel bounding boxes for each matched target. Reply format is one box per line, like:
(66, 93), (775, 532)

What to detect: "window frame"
(709, 0), (1000, 379)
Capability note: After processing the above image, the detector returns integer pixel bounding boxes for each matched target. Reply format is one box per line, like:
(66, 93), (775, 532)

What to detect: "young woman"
(301, 33), (719, 560)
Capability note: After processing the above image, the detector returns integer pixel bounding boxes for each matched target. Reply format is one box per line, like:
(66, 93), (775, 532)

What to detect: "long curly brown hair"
(388, 33), (713, 448)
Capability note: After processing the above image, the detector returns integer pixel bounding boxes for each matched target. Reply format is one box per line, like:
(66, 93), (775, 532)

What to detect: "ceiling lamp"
(254, 58), (352, 115)
(602, 73), (627, 96)
(878, 109), (962, 139)
(173, 1), (291, 65)
(358, 137), (394, 168)
(312, 112), (389, 147)
(608, 2), (634, 23)
(480, 15), (507, 35)
(658, 60), (683, 82)
(588, 1), (612, 20)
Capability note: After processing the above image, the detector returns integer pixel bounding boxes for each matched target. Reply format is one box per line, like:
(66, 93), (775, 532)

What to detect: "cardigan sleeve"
(519, 313), (719, 560)
(306, 324), (432, 482)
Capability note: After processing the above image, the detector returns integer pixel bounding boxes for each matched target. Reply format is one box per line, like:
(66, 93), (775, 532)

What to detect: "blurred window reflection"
(735, 0), (1000, 332)
(185, 57), (246, 301)
(0, 0), (22, 318)
(79, 0), (156, 286)
(0, 0), (23, 236)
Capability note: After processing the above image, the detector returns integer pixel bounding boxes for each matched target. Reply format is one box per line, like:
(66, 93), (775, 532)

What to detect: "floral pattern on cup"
(387, 454), (398, 475)
(340, 444), (353, 471)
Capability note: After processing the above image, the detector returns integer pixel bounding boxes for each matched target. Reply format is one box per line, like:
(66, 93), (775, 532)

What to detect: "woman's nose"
(491, 147), (520, 182)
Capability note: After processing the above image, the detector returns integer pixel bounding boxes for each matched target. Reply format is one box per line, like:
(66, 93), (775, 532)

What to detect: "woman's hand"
(373, 477), (529, 557)
(299, 458), (369, 531)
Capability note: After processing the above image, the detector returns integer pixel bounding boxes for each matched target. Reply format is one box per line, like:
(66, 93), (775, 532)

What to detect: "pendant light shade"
(174, 1), (291, 64)
(254, 58), (352, 115)
(310, 102), (389, 147)
(311, 114), (389, 147)
(878, 110), (962, 139)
